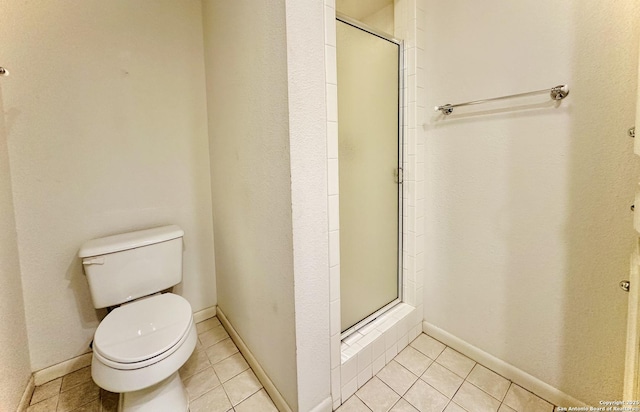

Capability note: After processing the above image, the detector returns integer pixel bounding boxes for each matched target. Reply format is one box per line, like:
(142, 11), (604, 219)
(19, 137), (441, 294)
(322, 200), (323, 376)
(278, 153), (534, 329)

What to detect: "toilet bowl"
(79, 225), (195, 412)
(91, 293), (197, 411)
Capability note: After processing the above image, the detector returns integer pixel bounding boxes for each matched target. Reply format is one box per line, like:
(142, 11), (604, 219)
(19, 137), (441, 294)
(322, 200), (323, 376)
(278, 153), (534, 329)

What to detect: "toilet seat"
(93, 293), (193, 370)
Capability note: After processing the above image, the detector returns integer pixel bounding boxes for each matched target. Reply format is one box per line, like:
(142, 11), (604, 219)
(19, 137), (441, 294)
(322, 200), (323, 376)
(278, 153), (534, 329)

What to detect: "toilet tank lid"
(79, 225), (184, 258)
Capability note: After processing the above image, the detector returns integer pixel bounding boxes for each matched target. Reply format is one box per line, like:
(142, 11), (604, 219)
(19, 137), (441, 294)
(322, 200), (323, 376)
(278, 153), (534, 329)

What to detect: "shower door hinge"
(395, 168), (403, 184)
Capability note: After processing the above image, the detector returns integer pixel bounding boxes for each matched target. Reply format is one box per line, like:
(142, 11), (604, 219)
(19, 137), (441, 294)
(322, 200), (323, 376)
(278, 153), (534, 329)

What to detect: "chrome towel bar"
(435, 84), (569, 115)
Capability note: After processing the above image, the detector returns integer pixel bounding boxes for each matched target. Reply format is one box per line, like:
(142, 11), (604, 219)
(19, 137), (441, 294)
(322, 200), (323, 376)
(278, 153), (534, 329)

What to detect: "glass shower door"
(337, 18), (401, 334)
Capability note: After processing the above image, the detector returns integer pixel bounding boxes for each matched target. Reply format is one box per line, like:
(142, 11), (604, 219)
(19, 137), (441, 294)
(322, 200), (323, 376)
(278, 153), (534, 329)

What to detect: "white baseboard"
(193, 305), (217, 323)
(217, 307), (293, 412)
(33, 352), (93, 386)
(17, 374), (34, 412)
(308, 397), (333, 412)
(422, 321), (586, 408)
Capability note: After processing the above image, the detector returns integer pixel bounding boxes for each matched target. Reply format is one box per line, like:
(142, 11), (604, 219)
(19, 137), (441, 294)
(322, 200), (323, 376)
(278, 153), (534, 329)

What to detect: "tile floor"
(25, 317), (555, 412)
(337, 333), (555, 412)
(26, 316), (278, 412)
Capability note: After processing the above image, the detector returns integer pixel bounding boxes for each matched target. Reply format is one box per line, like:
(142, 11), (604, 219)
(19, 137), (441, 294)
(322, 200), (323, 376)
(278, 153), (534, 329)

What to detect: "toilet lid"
(93, 293), (192, 364)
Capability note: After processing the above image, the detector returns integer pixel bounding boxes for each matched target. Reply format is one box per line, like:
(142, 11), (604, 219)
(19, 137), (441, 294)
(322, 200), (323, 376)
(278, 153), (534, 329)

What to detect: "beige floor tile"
(377, 360), (419, 396)
(57, 381), (100, 412)
(223, 369), (263, 406)
(403, 379), (449, 412)
(99, 389), (119, 412)
(206, 338), (240, 364)
(184, 366), (222, 400)
(436, 348), (475, 378)
(234, 389), (278, 412)
(199, 325), (230, 348)
(31, 378), (62, 405)
(410, 334), (446, 360)
(180, 349), (211, 379)
(498, 404), (516, 412)
(452, 382), (500, 412)
(502, 384), (554, 412)
(337, 395), (372, 412)
(466, 365), (510, 401)
(189, 385), (232, 412)
(196, 317), (222, 334)
(61, 367), (92, 392)
(421, 362), (463, 399)
(27, 396), (58, 412)
(390, 398), (419, 412)
(356, 377), (400, 412)
(213, 352), (250, 382)
(67, 399), (100, 412)
(443, 402), (466, 412)
(395, 346), (433, 376)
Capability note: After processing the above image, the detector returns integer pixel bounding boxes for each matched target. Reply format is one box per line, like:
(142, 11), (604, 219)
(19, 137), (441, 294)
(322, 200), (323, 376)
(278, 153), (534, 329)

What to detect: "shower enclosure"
(337, 15), (403, 336)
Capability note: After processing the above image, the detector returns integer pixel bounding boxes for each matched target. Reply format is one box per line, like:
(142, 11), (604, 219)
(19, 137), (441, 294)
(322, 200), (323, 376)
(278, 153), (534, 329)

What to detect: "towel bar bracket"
(549, 85), (569, 100)
(621, 280), (631, 292)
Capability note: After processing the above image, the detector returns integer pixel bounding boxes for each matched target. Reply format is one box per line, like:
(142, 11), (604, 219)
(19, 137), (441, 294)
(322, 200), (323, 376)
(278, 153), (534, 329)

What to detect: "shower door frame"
(336, 13), (404, 339)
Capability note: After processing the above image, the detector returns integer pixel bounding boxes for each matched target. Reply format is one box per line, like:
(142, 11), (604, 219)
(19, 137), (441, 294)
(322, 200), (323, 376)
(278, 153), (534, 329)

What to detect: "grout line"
(416, 373), (457, 403)
(463, 378), (508, 403)
(189, 378), (223, 403)
(231, 386), (263, 408)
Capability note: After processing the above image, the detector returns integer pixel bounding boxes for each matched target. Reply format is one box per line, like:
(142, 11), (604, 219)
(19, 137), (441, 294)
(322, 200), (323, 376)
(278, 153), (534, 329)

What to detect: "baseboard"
(308, 396), (333, 412)
(193, 305), (217, 323)
(422, 321), (586, 407)
(33, 352), (93, 386)
(217, 307), (293, 412)
(17, 374), (34, 412)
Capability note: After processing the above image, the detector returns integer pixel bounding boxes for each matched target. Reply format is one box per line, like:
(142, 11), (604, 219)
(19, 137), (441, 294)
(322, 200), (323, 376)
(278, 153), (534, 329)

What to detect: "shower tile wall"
(324, 2), (343, 408)
(325, 0), (427, 409)
(397, 0), (427, 312)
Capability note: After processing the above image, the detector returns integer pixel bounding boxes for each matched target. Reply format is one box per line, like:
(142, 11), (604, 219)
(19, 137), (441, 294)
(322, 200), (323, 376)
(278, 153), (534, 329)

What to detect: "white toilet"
(79, 225), (197, 412)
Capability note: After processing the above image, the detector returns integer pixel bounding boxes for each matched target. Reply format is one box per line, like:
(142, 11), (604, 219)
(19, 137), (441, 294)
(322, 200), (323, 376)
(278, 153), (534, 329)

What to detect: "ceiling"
(336, 0), (393, 20)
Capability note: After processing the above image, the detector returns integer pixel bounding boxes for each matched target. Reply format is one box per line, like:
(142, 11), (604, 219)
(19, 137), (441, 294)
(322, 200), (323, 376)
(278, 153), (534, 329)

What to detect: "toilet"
(79, 225), (197, 412)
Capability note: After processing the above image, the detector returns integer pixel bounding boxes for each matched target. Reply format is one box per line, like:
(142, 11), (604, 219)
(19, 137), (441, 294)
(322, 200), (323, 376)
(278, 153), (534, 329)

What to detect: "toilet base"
(118, 371), (189, 412)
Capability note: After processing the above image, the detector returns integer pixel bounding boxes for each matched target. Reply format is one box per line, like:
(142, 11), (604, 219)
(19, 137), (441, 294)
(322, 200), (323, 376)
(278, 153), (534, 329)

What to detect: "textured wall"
(202, 1), (299, 409)
(422, 0), (640, 404)
(360, 3), (394, 35)
(284, 0), (332, 410)
(0, 85), (31, 412)
(1, 0), (215, 371)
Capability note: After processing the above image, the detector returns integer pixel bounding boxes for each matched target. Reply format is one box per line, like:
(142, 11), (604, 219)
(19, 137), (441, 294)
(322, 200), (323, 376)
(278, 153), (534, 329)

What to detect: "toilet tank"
(79, 225), (184, 309)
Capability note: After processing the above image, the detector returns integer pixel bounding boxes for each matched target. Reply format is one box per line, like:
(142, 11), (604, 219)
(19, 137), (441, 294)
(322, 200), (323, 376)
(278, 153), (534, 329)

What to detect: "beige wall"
(423, 0), (640, 404)
(361, 3), (394, 35)
(0, 0), (216, 371)
(202, 1), (299, 409)
(0, 86), (31, 412)
(337, 0), (394, 35)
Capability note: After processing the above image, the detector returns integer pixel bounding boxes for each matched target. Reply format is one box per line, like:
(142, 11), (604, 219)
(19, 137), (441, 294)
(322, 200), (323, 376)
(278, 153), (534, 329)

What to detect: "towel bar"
(435, 84), (569, 115)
